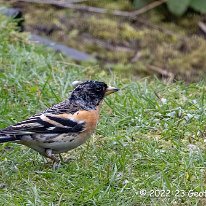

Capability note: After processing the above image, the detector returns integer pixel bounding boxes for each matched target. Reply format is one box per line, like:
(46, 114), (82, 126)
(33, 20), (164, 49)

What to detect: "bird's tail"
(0, 134), (17, 143)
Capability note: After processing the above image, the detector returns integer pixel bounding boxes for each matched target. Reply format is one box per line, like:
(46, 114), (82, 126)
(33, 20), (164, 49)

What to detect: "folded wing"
(0, 113), (85, 136)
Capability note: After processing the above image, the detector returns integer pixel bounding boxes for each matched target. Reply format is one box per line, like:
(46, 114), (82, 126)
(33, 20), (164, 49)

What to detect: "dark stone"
(30, 34), (95, 62)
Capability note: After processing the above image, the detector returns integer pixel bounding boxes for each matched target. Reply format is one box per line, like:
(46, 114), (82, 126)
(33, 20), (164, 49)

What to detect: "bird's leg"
(45, 149), (59, 162)
(45, 149), (60, 169)
(59, 154), (64, 163)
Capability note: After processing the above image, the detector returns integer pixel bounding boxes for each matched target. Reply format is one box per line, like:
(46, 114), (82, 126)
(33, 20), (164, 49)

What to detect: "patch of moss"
(120, 23), (141, 40)
(84, 0), (133, 11)
(86, 16), (143, 42)
(110, 62), (149, 77)
(145, 9), (202, 35)
(84, 41), (134, 64)
(86, 16), (119, 41)
(168, 36), (206, 81)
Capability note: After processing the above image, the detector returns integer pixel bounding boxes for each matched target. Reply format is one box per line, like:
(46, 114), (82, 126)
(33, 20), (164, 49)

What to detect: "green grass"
(0, 15), (206, 205)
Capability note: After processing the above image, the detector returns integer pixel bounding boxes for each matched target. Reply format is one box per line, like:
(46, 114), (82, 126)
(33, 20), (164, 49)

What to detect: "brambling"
(0, 80), (119, 165)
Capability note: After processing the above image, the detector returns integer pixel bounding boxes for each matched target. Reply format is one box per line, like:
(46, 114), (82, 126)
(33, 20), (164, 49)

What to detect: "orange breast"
(56, 107), (100, 134)
(72, 109), (100, 133)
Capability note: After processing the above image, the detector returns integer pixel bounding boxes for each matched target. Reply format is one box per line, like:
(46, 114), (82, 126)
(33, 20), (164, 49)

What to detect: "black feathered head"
(70, 80), (119, 109)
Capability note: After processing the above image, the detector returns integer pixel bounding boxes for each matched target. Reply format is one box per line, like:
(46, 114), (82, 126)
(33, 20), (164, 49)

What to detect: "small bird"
(0, 80), (119, 165)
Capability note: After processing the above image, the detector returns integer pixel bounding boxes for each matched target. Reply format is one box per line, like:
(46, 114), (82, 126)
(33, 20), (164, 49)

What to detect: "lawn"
(0, 15), (206, 205)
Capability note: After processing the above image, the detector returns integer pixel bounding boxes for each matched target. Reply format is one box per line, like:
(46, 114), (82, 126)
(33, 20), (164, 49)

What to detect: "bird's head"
(70, 80), (119, 108)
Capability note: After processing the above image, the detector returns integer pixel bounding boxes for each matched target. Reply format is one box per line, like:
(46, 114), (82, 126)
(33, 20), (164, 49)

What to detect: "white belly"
(42, 133), (91, 153)
(20, 133), (91, 154)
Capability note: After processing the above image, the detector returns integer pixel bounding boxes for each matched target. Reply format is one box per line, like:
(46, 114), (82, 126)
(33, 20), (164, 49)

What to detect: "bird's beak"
(105, 86), (119, 96)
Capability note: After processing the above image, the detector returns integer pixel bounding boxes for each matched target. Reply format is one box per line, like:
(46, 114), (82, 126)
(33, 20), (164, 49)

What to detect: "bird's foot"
(45, 149), (60, 169)
(52, 161), (61, 170)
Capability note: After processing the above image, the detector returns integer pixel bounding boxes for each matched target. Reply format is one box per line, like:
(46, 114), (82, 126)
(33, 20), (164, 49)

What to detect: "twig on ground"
(15, 0), (88, 4)
(130, 0), (167, 17)
(16, 0), (131, 16)
(16, 0), (166, 17)
(82, 36), (134, 52)
(198, 21), (206, 35)
(130, 51), (141, 63)
(148, 65), (174, 82)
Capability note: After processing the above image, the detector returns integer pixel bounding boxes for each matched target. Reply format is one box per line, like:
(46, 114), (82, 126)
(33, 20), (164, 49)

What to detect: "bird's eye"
(96, 87), (102, 92)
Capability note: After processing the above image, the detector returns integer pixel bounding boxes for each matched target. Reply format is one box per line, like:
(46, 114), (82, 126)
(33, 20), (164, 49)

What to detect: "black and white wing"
(0, 113), (85, 137)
